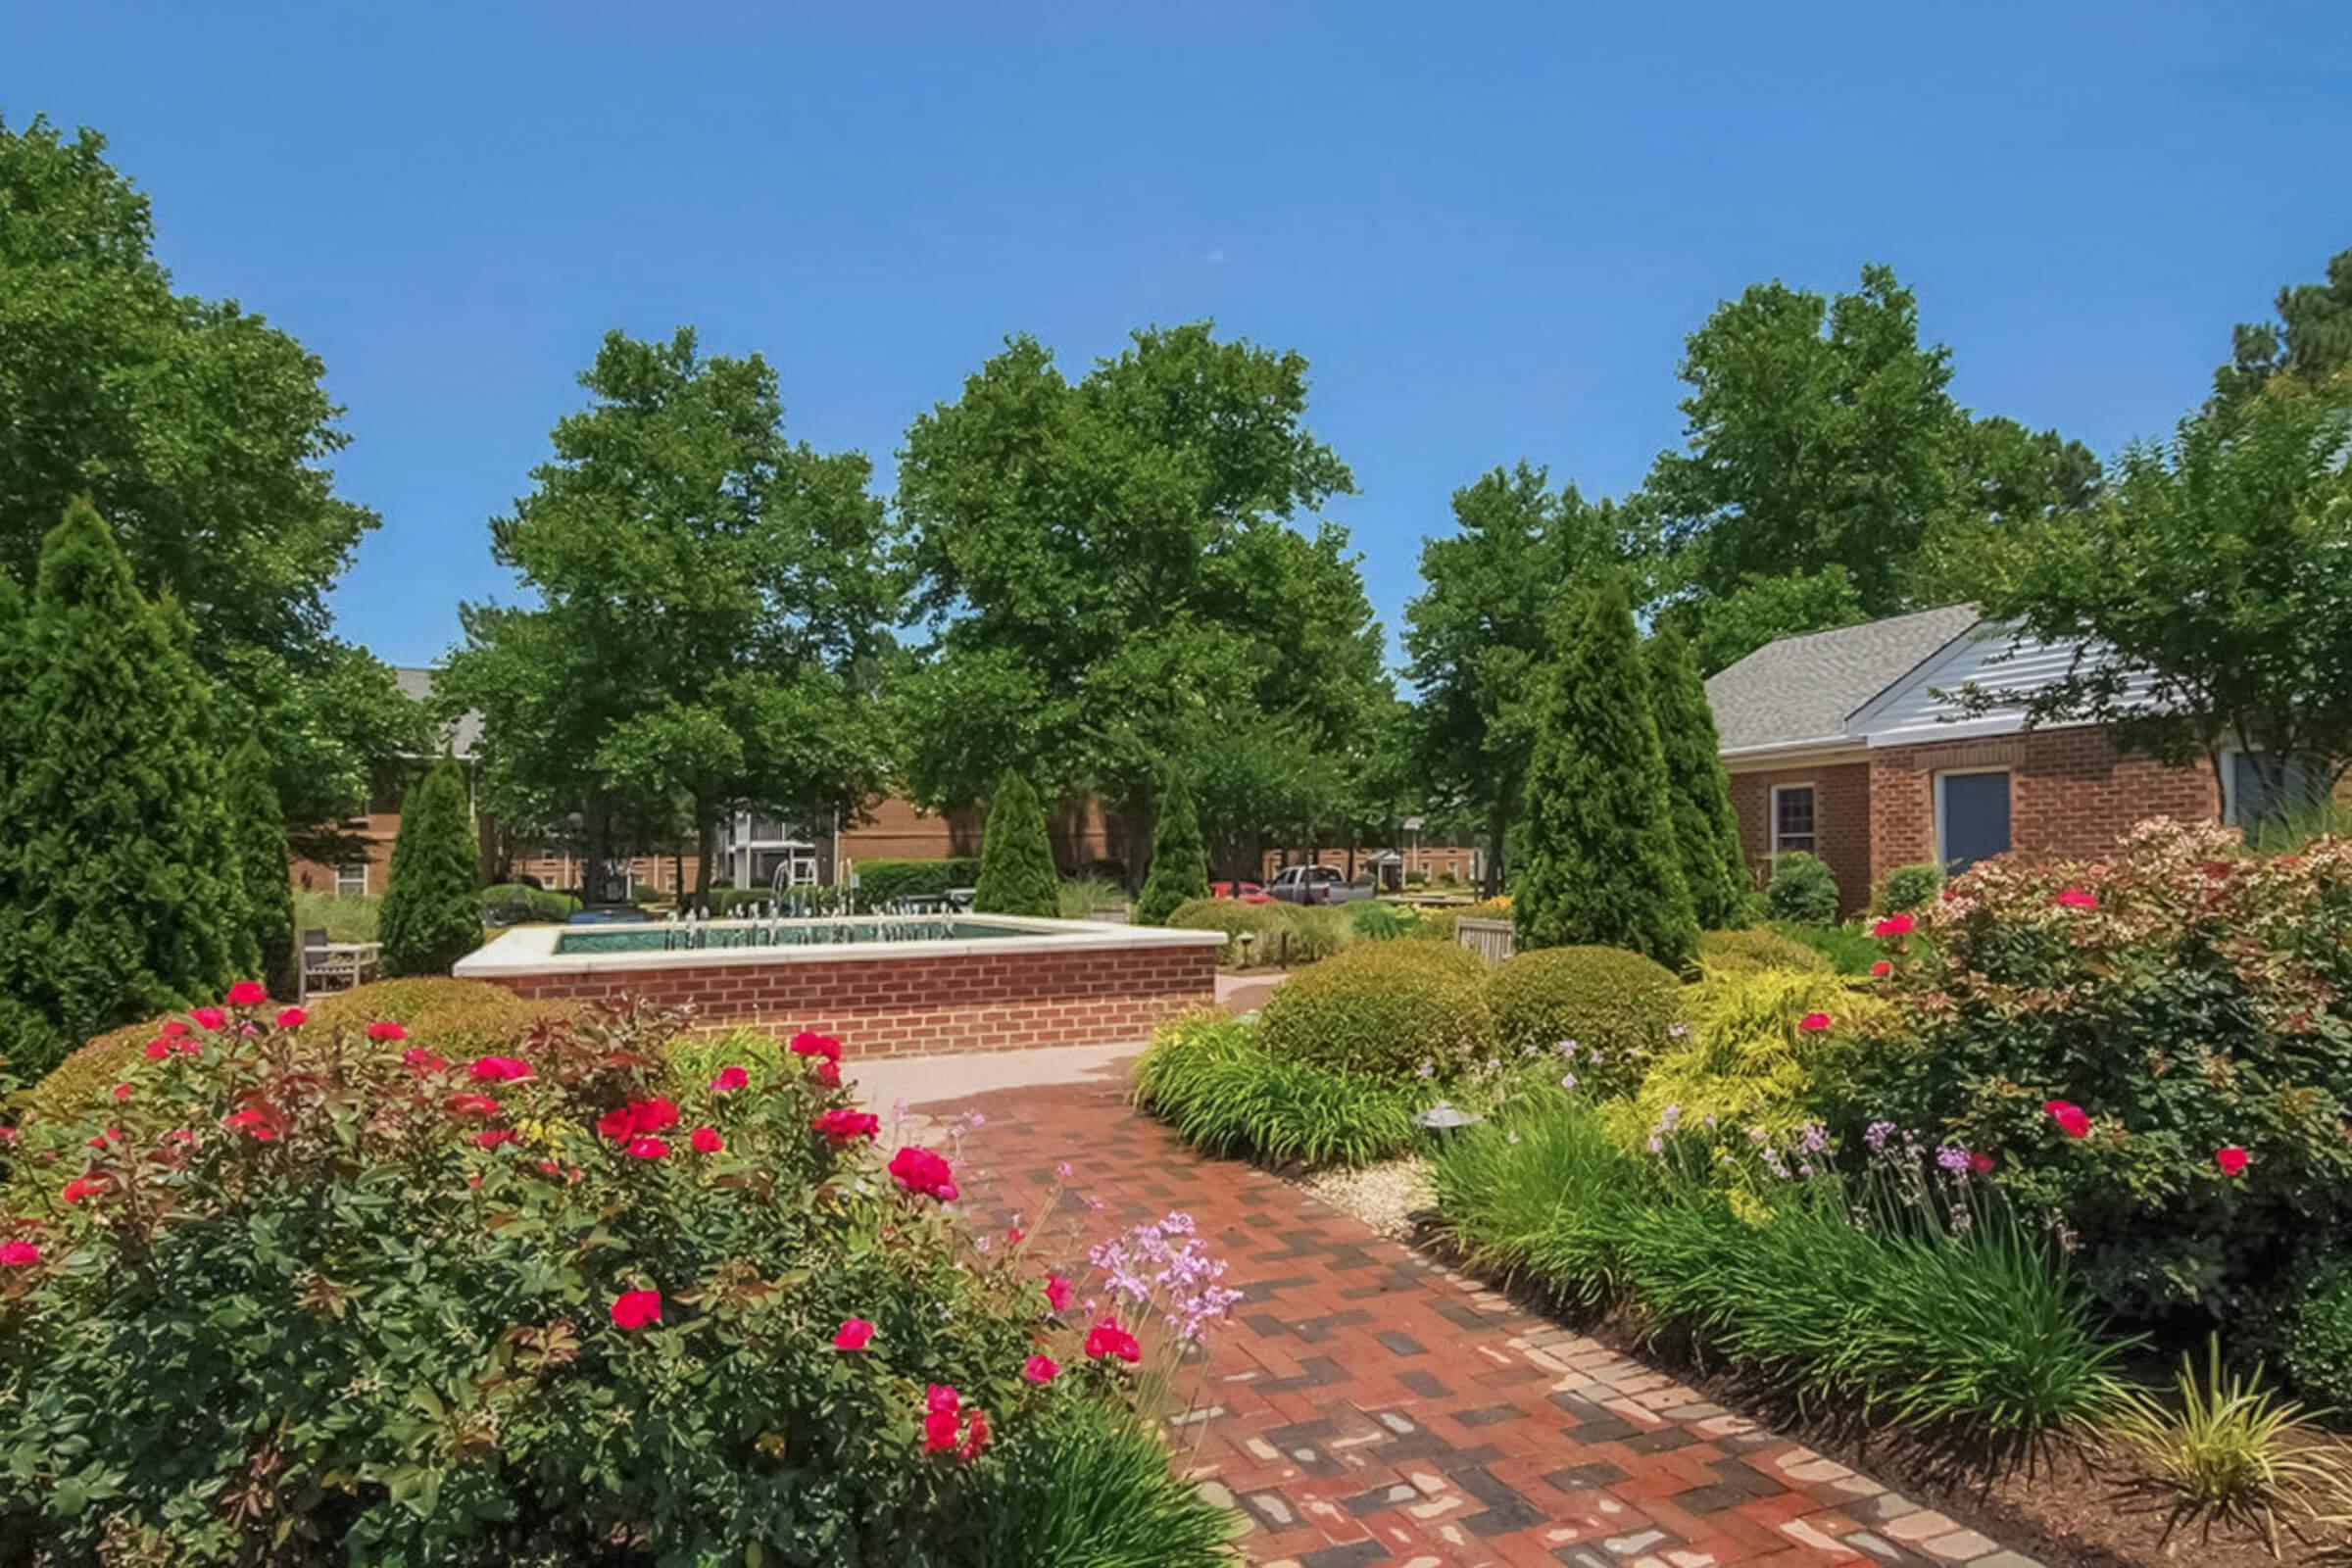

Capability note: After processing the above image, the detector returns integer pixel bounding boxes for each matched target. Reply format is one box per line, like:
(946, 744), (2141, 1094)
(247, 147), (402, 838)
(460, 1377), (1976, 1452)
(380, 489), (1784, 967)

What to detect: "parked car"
(1210, 880), (1273, 905)
(1266, 865), (1375, 906)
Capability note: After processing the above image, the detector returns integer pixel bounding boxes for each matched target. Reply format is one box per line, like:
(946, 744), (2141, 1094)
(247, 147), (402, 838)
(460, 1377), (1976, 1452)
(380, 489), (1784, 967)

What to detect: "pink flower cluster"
(1086, 1212), (1244, 1342)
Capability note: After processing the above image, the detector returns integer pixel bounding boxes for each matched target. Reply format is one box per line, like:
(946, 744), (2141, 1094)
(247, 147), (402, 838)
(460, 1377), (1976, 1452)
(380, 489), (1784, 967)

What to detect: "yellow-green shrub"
(1605, 966), (1882, 1149)
(1414, 896), (1511, 943)
(14, 1011), (183, 1125)
(1696, 927), (1831, 975)
(1488, 946), (1681, 1099)
(1258, 941), (1492, 1079)
(1166, 900), (1350, 967)
(306, 978), (571, 1059)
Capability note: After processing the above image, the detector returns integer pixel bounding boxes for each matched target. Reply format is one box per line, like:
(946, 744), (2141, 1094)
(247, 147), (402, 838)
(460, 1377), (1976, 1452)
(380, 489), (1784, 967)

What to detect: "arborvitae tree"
(972, 768), (1060, 918)
(227, 736), (299, 997)
(378, 757), (484, 977)
(1644, 624), (1755, 930)
(0, 501), (250, 1078)
(1514, 573), (1699, 969)
(1135, 775), (1210, 926)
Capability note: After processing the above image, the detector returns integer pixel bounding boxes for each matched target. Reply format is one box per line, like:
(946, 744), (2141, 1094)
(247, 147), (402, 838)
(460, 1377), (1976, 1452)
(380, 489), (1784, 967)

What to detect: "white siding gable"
(1848, 620), (2159, 746)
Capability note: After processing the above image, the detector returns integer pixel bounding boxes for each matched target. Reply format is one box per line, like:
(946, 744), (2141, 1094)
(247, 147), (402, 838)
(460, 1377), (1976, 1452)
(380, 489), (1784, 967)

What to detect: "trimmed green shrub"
(1763, 850), (1839, 924)
(852, 857), (979, 907)
(1514, 574), (1698, 969)
(1697, 926), (1831, 974)
(974, 769), (1060, 918)
(2284, 1261), (2352, 1410)
(1133, 1012), (1421, 1168)
(306, 978), (568, 1062)
(1645, 624), (1754, 930)
(377, 756), (483, 977)
(0, 501), (250, 1080)
(1487, 946), (1683, 1100)
(1872, 860), (1944, 916)
(226, 736), (298, 1000)
(1136, 778), (1209, 926)
(1166, 898), (1269, 964)
(1856, 819), (2352, 1324)
(482, 882), (583, 922)
(0, 993), (1241, 1562)
(1257, 941), (1492, 1080)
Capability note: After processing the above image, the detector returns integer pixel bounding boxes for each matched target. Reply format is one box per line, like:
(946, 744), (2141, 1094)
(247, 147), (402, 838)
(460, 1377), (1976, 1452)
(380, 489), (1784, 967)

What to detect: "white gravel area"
(1294, 1155), (1437, 1237)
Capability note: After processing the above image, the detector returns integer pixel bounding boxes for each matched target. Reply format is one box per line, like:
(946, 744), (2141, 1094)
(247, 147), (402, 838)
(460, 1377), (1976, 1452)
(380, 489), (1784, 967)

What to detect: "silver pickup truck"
(1266, 864), (1376, 906)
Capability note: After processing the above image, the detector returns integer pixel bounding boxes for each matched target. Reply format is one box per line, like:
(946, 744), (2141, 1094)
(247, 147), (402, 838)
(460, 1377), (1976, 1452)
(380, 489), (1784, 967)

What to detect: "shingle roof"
(1703, 605), (1983, 755)
(392, 665), (483, 760)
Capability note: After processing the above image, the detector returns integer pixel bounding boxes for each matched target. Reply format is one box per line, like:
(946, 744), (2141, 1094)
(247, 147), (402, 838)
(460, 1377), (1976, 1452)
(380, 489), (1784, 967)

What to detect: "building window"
(1935, 768), (2012, 872)
(1769, 785), (1816, 856)
(2223, 749), (2326, 833)
(335, 861), (368, 898)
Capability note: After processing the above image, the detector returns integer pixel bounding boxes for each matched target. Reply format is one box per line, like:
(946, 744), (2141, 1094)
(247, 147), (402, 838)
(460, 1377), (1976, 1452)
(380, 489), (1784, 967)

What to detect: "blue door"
(1939, 771), (2011, 871)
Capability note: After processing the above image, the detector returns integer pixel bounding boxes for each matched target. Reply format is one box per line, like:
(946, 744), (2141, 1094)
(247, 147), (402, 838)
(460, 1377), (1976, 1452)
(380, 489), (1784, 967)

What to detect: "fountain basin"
(455, 913), (1222, 1058)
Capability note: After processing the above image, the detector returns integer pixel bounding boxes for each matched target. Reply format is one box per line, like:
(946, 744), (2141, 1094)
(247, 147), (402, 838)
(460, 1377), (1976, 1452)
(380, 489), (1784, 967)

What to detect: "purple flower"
(1864, 1120), (1896, 1152)
(1936, 1145), (1973, 1174)
(1560, 1073), (1579, 1091)
(1415, 1060), (1436, 1079)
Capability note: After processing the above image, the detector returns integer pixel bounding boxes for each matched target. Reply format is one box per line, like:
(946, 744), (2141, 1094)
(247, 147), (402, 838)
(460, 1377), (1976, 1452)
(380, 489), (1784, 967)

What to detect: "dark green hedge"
(852, 858), (979, 907)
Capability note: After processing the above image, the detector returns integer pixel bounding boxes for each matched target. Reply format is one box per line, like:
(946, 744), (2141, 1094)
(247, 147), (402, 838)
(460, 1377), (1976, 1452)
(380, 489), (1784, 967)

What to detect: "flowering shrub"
(0, 989), (1237, 1563)
(1854, 818), (2352, 1323)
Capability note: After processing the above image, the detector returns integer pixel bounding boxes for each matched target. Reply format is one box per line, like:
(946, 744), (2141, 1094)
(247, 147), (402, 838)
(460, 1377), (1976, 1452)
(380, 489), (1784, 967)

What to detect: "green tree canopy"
(1973, 371), (2352, 811)
(1403, 463), (1612, 892)
(2217, 247), (2352, 406)
(1135, 775), (1210, 927)
(1633, 265), (2096, 671)
(378, 758), (483, 978)
(441, 328), (894, 901)
(1644, 624), (1752, 929)
(0, 116), (422, 843)
(894, 324), (1394, 876)
(972, 769), (1060, 918)
(0, 501), (250, 1076)
(1513, 572), (1697, 969)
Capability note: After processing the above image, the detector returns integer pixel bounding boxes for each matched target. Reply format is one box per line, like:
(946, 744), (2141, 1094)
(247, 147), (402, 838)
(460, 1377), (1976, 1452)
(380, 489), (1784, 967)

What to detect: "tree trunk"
(1484, 801), (1511, 897)
(583, 799), (610, 903)
(693, 797), (716, 914)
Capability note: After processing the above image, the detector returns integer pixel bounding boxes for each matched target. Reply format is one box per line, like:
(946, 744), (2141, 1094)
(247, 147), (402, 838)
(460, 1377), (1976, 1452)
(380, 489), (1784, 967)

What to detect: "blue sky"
(7, 1), (2346, 667)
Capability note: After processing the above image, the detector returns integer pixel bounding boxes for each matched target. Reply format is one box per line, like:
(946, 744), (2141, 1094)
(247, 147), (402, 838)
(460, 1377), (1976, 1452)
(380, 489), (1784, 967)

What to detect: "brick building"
(1706, 607), (2318, 918)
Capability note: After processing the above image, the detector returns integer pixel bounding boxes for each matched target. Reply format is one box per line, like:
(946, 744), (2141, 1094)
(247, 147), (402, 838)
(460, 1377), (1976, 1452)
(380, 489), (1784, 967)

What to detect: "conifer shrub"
(1487, 946), (1683, 1100)
(1257, 942), (1492, 1080)
(226, 736), (298, 999)
(1645, 624), (1754, 930)
(0, 502), (249, 1080)
(1513, 575), (1698, 969)
(1696, 926), (1831, 974)
(973, 769), (1060, 918)
(1763, 850), (1839, 924)
(1135, 778), (1210, 926)
(377, 757), (484, 976)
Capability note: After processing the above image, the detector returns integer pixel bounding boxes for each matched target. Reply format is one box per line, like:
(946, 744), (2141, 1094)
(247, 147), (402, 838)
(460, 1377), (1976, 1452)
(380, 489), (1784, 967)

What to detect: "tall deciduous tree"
(442, 328), (893, 901)
(0, 502), (250, 1076)
(895, 325), (1392, 877)
(1975, 372), (2352, 813)
(1136, 776), (1210, 927)
(973, 769), (1060, 918)
(378, 758), (483, 977)
(1643, 625), (1752, 929)
(1633, 265), (2095, 671)
(227, 736), (299, 999)
(0, 117), (422, 844)
(1514, 573), (1697, 969)
(1404, 464), (1608, 893)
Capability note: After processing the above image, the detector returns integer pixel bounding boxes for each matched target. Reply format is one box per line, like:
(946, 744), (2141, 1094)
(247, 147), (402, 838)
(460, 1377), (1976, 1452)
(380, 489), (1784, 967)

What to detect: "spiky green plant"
(1134, 1012), (1420, 1168)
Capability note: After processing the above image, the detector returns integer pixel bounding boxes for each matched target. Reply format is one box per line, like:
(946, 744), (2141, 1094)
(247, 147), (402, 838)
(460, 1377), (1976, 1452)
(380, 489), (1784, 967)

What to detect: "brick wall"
(1867, 726), (2219, 885)
(1726, 760), (1874, 918)
(476, 942), (1217, 1058)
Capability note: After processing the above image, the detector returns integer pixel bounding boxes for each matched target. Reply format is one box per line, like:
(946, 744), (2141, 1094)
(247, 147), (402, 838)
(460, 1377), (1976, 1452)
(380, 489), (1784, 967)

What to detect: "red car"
(1210, 880), (1273, 905)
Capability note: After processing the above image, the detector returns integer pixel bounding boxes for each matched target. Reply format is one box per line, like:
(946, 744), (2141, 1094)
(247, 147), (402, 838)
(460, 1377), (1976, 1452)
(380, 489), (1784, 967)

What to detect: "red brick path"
(919, 1071), (2034, 1568)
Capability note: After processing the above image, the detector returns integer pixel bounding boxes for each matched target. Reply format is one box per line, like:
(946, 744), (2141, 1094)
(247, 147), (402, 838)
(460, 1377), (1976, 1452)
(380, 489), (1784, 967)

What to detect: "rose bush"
(1851, 818), (2352, 1326)
(0, 988), (1237, 1565)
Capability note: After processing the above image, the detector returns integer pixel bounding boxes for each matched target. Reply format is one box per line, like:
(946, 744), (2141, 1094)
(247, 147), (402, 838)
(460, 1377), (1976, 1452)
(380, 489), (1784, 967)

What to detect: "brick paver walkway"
(909, 1068), (2036, 1568)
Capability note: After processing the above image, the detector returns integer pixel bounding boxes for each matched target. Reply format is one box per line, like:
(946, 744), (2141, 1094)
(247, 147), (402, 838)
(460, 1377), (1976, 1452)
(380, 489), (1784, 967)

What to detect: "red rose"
(160, 1019), (189, 1037)
(467, 1054), (533, 1083)
(690, 1126), (723, 1154)
(223, 1104), (284, 1142)
(143, 1038), (171, 1059)
(790, 1030), (843, 1063)
(61, 1176), (105, 1205)
(473, 1128), (519, 1149)
(958, 1407), (990, 1463)
(889, 1146), (957, 1201)
(1968, 1151), (1996, 1174)
(812, 1107), (881, 1146)
(368, 1021), (410, 1043)
(1044, 1273), (1072, 1312)
(922, 1407), (960, 1452)
(1871, 913), (1914, 939)
(191, 1007), (227, 1032)
(445, 1092), (501, 1118)
(610, 1289), (662, 1330)
(0, 1240), (39, 1267)
(1798, 1012), (1832, 1033)
(225, 981), (268, 1006)
(625, 1136), (668, 1159)
(2055, 887), (2098, 910)
(813, 1059), (841, 1089)
(2044, 1100), (2091, 1138)
(1022, 1353), (1058, 1384)
(1869, 959), (1891, 977)
(926, 1383), (960, 1414)
(112, 1083), (131, 1102)
(711, 1065), (750, 1093)
(1085, 1317), (1142, 1364)
(274, 1006), (308, 1029)
(402, 1047), (447, 1074)
(2217, 1145), (2249, 1177)
(833, 1317), (874, 1349)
